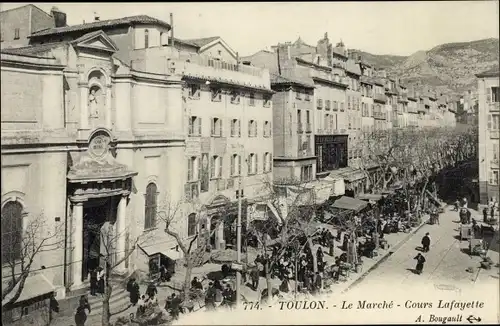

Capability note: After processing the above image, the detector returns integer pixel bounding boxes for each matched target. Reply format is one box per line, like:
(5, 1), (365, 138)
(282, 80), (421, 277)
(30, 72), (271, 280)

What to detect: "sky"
(0, 1), (498, 57)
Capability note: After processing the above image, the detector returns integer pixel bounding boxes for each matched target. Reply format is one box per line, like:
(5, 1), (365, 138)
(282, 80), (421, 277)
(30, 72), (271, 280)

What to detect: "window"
(230, 91), (240, 104)
(211, 117), (223, 137)
(347, 96), (351, 109)
(187, 213), (197, 237)
(301, 165), (313, 182)
(249, 92), (255, 106)
(325, 113), (331, 131)
(230, 154), (241, 176)
(325, 100), (331, 110)
(333, 101), (338, 111)
(248, 153), (258, 174)
(488, 114), (500, 130)
(1, 201), (23, 265)
(263, 95), (272, 108)
(211, 88), (222, 102)
(317, 99), (323, 110)
(231, 119), (241, 137)
(188, 84), (201, 99)
(340, 102), (344, 111)
(248, 120), (257, 137)
(211, 155), (223, 178)
(14, 28), (20, 40)
(144, 183), (158, 229)
(489, 87), (499, 103)
(348, 116), (352, 130)
(264, 152), (272, 172)
(490, 170), (499, 185)
(187, 156), (200, 181)
(296, 91), (302, 100)
(144, 29), (149, 48)
(189, 116), (202, 136)
(263, 121), (272, 137)
(305, 92), (311, 101)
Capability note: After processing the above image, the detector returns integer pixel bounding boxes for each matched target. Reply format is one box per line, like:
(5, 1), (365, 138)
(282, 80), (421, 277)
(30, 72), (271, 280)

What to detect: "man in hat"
(421, 233), (431, 253)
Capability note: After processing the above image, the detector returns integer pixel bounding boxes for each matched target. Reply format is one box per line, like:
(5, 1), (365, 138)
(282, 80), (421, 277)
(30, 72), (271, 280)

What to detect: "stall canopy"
(2, 273), (55, 305)
(331, 196), (368, 212)
(138, 243), (183, 260)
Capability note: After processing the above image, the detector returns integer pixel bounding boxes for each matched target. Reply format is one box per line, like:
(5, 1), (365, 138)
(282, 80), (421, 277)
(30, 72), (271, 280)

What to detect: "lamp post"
(236, 148), (247, 307)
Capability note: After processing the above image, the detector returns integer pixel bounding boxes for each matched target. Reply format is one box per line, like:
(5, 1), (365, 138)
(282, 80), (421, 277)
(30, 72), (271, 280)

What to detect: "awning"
(2, 273), (55, 305)
(343, 170), (366, 182)
(138, 243), (183, 260)
(331, 196), (368, 212)
(358, 193), (384, 201)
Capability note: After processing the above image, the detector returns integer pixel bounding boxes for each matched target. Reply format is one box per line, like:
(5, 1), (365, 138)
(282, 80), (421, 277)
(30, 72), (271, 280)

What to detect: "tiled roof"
(476, 66), (499, 78)
(270, 73), (315, 89)
(183, 36), (220, 48)
(30, 15), (170, 37)
(0, 42), (65, 57)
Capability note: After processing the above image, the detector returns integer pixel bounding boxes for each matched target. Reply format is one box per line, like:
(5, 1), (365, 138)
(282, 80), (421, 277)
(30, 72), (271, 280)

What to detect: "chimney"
(94, 12), (100, 21)
(50, 7), (67, 28)
(170, 13), (175, 47)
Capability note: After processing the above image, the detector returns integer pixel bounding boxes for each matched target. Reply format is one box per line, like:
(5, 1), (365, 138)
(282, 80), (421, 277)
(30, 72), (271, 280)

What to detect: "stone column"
(106, 84), (112, 130)
(217, 221), (225, 250)
(79, 82), (89, 130)
(115, 194), (128, 273)
(72, 202), (84, 288)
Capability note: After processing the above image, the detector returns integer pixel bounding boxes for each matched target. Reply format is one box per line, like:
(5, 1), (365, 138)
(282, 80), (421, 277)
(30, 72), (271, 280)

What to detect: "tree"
(2, 212), (66, 309)
(156, 196), (233, 303)
(86, 220), (146, 326)
(247, 176), (321, 303)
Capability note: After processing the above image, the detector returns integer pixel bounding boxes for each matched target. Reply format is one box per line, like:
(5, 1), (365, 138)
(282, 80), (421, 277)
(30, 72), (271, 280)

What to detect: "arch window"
(187, 213), (197, 237)
(144, 183), (158, 229)
(1, 201), (23, 265)
(144, 29), (149, 48)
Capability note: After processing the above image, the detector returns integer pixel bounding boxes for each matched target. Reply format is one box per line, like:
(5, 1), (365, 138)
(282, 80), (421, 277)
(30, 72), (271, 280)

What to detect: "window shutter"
(248, 121), (252, 137)
(211, 156), (215, 177)
(187, 158), (192, 181)
(198, 157), (202, 181)
(489, 171), (493, 184)
(219, 157), (223, 178)
(211, 118), (215, 136)
(197, 117), (202, 135)
(254, 121), (258, 137)
(255, 154), (259, 174)
(238, 155), (242, 175)
(248, 155), (252, 174)
(189, 118), (193, 135)
(231, 119), (235, 136)
(219, 119), (223, 136)
(488, 115), (492, 129)
(231, 155), (235, 175)
(238, 120), (241, 137)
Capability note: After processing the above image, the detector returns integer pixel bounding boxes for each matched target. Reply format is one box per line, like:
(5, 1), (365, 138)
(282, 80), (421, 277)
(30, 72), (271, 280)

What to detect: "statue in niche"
(88, 85), (104, 119)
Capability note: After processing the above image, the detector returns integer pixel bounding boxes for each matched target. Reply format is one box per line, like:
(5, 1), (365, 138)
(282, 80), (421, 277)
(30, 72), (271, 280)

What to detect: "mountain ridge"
(352, 38), (499, 96)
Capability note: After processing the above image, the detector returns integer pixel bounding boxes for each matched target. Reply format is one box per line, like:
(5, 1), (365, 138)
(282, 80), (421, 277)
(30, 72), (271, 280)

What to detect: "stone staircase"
(87, 279), (131, 316)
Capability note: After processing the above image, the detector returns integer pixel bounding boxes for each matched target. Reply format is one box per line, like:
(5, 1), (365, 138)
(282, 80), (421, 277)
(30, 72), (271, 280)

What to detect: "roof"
(30, 15), (170, 38)
(332, 196), (368, 212)
(271, 73), (315, 89)
(0, 42), (65, 57)
(2, 273), (55, 305)
(476, 66), (499, 78)
(183, 36), (221, 48)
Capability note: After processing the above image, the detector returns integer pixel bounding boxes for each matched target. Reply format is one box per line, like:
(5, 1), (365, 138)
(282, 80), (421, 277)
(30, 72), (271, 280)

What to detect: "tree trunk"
(183, 262), (193, 301)
(265, 263), (272, 304)
(306, 238), (318, 273)
(373, 220), (380, 249)
(102, 262), (112, 326)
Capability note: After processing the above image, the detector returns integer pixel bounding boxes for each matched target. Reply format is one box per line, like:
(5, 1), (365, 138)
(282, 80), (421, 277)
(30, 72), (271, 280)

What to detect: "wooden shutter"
(238, 155), (242, 175)
(231, 119), (235, 136)
(219, 157), (223, 178)
(210, 156), (215, 178)
(255, 154), (259, 174)
(211, 118), (215, 136)
(197, 117), (202, 136)
(489, 171), (493, 184)
(219, 119), (223, 136)
(248, 120), (252, 137)
(230, 155), (235, 175)
(238, 120), (241, 137)
(187, 158), (192, 181)
(488, 115), (492, 129)
(248, 155), (252, 174)
(197, 157), (201, 181)
(188, 117), (193, 135)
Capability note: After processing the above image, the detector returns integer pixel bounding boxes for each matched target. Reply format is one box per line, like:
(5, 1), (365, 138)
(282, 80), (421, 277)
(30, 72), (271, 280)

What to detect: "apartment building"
(397, 83), (409, 128)
(407, 87), (419, 127)
(372, 77), (387, 131)
(476, 67), (500, 204)
(359, 62), (375, 135)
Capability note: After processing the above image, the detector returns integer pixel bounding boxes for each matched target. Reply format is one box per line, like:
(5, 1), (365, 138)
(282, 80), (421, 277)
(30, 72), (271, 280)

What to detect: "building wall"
(134, 25), (170, 50)
(201, 42), (237, 63)
(271, 90), (288, 158)
(1, 5), (49, 49)
(477, 75), (500, 204)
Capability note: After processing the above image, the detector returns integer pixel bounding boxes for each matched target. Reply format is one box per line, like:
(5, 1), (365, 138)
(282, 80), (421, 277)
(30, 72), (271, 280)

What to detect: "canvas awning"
(2, 273), (55, 305)
(358, 193), (384, 201)
(331, 196), (368, 212)
(138, 243), (183, 260)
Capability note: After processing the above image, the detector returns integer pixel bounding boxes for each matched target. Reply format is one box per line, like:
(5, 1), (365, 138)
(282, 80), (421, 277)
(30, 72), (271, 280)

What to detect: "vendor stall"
(459, 224), (472, 241)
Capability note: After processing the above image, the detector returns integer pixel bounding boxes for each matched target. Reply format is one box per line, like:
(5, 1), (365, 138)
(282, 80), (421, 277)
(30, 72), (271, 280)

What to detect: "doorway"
(210, 216), (219, 248)
(82, 197), (115, 281)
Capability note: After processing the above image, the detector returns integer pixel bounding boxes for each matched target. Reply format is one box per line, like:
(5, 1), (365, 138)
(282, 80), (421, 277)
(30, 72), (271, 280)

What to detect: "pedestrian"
(466, 209), (471, 224)
(483, 207), (489, 223)
(251, 266), (260, 291)
(89, 268), (98, 296)
(414, 253), (426, 275)
(214, 284), (223, 308)
(159, 264), (167, 282)
(421, 233), (431, 253)
(454, 199), (460, 211)
(75, 295), (91, 326)
(191, 277), (203, 290)
(222, 284), (234, 307)
(491, 206), (495, 221)
(146, 281), (157, 299)
(169, 293), (181, 319)
(97, 267), (105, 295)
(314, 272), (323, 294)
(127, 278), (140, 306)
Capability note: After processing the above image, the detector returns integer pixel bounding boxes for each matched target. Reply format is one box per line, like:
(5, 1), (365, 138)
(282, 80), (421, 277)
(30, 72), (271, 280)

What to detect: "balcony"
(374, 93), (387, 103)
(491, 158), (499, 169)
(489, 102), (500, 112)
(298, 148), (314, 157)
(373, 112), (386, 120)
(297, 123), (304, 133)
(490, 130), (499, 139)
(305, 123), (312, 133)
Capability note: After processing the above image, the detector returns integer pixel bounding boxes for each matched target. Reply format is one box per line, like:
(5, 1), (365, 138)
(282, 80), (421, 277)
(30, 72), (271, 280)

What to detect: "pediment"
(71, 30), (118, 54)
